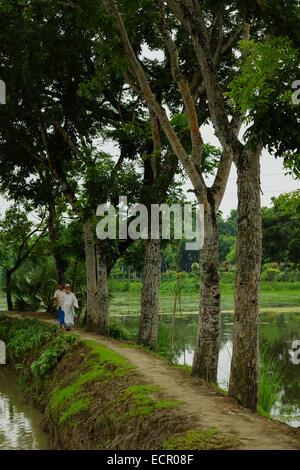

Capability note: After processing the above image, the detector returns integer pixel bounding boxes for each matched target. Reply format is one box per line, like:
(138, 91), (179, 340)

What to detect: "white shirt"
(54, 289), (64, 308)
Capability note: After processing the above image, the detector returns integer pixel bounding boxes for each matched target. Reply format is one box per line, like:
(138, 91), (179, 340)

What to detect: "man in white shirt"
(54, 283), (65, 329)
(61, 284), (79, 331)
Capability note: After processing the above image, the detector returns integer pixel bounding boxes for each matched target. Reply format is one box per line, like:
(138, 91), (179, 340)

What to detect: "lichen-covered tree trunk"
(229, 147), (262, 412)
(191, 199), (221, 383)
(83, 220), (99, 332)
(139, 238), (161, 349)
(95, 240), (109, 336)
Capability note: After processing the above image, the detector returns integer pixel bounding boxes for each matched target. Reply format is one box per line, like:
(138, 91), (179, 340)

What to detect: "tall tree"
(0, 205), (47, 310)
(100, 0), (299, 410)
(100, 0), (247, 387)
(0, 0), (141, 333)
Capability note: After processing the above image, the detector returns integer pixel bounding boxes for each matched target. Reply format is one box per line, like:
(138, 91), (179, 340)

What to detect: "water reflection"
(0, 370), (48, 450)
(112, 311), (300, 427)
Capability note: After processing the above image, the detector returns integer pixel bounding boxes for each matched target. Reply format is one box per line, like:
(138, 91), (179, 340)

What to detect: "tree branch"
(158, 0), (204, 174)
(101, 0), (205, 198)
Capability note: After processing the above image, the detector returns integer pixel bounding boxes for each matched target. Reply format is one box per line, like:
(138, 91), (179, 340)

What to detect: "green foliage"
(121, 385), (183, 420)
(0, 314), (76, 380)
(0, 325), (7, 337)
(0, 205), (35, 261)
(5, 318), (59, 358)
(11, 261), (57, 312)
(217, 210), (238, 264)
(110, 270), (300, 298)
(0, 314), (12, 338)
(259, 344), (284, 415)
(227, 37), (298, 115)
(227, 36), (300, 163)
(49, 340), (133, 425)
(170, 113), (189, 131)
(262, 190), (300, 265)
(0, 204), (46, 285)
(225, 243), (237, 265)
(109, 322), (131, 341)
(159, 272), (199, 294)
(218, 234), (236, 264)
(31, 334), (78, 378)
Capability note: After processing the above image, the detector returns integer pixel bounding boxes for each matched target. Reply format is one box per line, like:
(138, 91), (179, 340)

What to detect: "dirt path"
(8, 312), (300, 450)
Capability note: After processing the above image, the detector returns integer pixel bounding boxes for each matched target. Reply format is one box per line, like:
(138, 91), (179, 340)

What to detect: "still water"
(0, 370), (48, 450)
(111, 310), (300, 427)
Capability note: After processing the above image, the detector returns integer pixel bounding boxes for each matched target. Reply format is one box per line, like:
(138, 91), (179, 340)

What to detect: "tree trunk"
(72, 257), (79, 293)
(83, 220), (99, 332)
(48, 201), (65, 284)
(229, 147), (262, 412)
(95, 240), (109, 336)
(6, 270), (13, 311)
(192, 198), (221, 383)
(138, 238), (161, 349)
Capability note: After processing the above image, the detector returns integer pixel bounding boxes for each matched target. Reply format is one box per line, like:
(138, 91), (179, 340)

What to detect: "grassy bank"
(0, 314), (240, 450)
(108, 281), (300, 317)
(109, 279), (300, 303)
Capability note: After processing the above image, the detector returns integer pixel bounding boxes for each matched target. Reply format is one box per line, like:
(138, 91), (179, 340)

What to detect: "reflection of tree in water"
(158, 313), (236, 362)
(260, 312), (300, 409)
(220, 313), (234, 349)
(0, 372), (45, 450)
(157, 315), (197, 363)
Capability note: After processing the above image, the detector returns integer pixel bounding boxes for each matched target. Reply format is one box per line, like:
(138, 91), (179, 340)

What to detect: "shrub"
(31, 334), (78, 378)
(6, 318), (59, 358)
(220, 271), (236, 284)
(109, 322), (131, 341)
(11, 262), (57, 312)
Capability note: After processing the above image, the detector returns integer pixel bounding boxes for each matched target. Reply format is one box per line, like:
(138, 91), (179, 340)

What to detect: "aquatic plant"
(259, 344), (284, 415)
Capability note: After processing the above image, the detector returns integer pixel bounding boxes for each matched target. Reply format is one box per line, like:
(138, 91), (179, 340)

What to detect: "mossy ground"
(162, 428), (240, 450)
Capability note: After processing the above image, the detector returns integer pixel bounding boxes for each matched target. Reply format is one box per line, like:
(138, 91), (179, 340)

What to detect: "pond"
(110, 298), (300, 428)
(0, 369), (48, 450)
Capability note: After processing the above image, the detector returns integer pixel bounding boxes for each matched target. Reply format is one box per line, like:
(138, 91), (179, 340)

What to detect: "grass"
(50, 340), (134, 425)
(83, 339), (131, 367)
(162, 428), (240, 450)
(259, 344), (284, 416)
(108, 281), (300, 317)
(49, 340), (184, 428)
(57, 393), (93, 426)
(121, 385), (184, 420)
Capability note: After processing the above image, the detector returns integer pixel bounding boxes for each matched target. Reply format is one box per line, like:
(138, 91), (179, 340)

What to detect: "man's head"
(65, 284), (71, 293)
(58, 283), (63, 290)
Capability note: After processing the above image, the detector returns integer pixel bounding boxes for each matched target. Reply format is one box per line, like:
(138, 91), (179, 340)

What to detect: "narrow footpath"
(8, 312), (300, 450)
